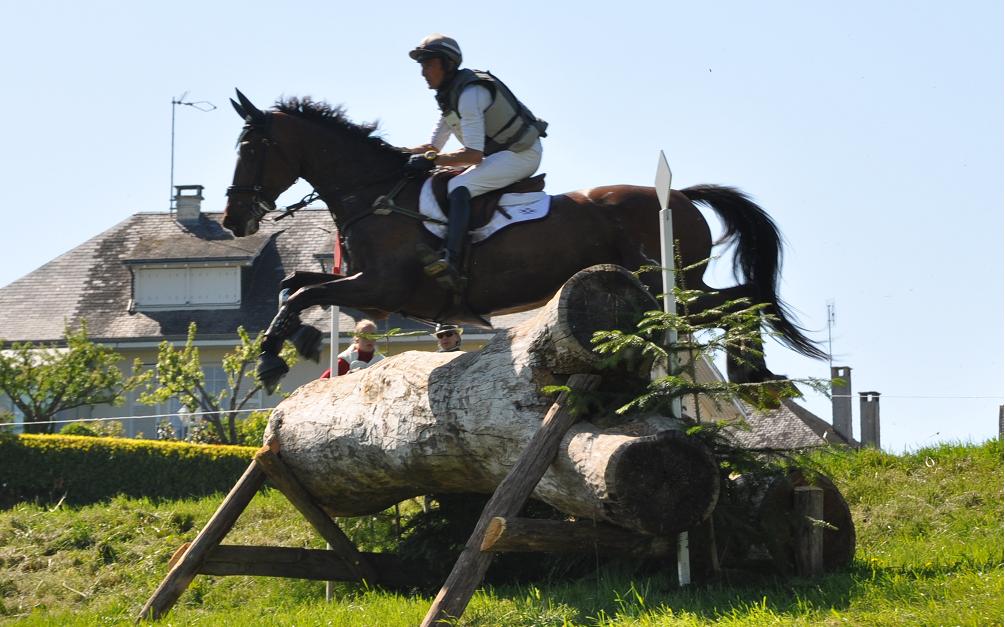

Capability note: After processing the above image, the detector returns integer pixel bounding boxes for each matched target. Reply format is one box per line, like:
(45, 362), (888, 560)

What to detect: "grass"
(0, 439), (1001, 625)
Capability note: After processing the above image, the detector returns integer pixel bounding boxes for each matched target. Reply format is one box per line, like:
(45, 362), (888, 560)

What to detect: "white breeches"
(446, 139), (543, 198)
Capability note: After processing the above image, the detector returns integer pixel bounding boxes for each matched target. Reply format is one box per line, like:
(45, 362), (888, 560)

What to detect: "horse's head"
(223, 90), (300, 237)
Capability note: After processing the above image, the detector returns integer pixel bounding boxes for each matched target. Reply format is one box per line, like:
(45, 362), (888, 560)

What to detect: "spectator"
(434, 323), (463, 352)
(321, 319), (385, 378)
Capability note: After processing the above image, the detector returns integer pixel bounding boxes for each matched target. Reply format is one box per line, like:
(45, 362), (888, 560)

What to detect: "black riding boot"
(425, 186), (471, 278)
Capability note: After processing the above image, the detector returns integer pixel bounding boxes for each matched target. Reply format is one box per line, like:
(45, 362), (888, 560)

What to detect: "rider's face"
(420, 58), (447, 89)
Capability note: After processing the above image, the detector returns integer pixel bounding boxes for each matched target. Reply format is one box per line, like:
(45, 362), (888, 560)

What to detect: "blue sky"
(2, 1), (1001, 451)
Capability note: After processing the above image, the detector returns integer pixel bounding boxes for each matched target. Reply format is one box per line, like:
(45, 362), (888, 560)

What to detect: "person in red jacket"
(320, 319), (385, 378)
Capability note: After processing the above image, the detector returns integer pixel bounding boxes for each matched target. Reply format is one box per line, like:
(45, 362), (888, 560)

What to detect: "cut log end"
(551, 264), (659, 373)
(606, 430), (720, 535)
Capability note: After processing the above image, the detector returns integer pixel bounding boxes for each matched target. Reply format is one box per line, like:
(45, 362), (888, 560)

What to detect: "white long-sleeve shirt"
(428, 85), (492, 153)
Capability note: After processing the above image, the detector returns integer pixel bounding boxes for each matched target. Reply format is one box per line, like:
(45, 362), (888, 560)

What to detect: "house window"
(133, 265), (241, 310)
(203, 365), (263, 411)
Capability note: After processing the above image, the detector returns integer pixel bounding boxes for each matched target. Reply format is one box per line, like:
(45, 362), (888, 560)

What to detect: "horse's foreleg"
(257, 273), (395, 393)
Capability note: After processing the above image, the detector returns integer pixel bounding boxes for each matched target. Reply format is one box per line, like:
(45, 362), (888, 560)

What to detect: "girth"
(430, 171), (546, 229)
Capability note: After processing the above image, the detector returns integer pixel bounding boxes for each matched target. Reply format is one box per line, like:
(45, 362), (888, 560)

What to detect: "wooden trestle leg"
(420, 373), (601, 627)
(137, 458), (265, 622)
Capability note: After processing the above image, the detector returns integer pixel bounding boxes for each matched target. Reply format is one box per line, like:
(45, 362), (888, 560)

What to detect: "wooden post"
(137, 459), (265, 622)
(794, 485), (824, 577)
(481, 516), (673, 557)
(195, 545), (422, 587)
(253, 443), (378, 584)
(420, 373), (601, 627)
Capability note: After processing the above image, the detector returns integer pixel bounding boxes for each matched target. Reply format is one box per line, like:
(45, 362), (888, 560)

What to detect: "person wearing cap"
(404, 33), (548, 281)
(320, 319), (385, 378)
(433, 323), (463, 352)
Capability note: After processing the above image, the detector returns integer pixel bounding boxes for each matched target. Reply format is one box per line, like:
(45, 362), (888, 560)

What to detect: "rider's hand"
(404, 153), (436, 177)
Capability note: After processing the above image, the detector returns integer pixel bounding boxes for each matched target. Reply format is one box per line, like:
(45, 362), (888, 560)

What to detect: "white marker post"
(326, 303), (339, 602)
(326, 237), (343, 603)
(655, 150), (689, 586)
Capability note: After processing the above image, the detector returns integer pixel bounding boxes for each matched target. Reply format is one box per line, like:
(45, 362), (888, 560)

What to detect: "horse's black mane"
(274, 97), (398, 153)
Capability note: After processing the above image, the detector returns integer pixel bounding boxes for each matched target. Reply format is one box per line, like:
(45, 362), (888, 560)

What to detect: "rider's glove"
(404, 152), (437, 177)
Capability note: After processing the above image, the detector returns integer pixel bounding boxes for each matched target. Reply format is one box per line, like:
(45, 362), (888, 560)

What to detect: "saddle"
(430, 170), (546, 229)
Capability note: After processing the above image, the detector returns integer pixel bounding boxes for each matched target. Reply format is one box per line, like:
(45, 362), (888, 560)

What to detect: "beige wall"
(26, 332), (495, 438)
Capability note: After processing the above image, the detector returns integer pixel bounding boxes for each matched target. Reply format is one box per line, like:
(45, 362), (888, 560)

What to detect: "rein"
(227, 115), (446, 234)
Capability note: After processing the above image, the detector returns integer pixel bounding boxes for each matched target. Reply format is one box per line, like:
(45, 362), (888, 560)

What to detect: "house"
(0, 186), (848, 449)
(0, 187), (497, 437)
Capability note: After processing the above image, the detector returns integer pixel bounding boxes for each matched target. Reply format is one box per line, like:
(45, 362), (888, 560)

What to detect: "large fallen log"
(266, 265), (719, 536)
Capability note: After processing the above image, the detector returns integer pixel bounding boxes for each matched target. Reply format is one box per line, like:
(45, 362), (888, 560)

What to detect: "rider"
(404, 33), (548, 280)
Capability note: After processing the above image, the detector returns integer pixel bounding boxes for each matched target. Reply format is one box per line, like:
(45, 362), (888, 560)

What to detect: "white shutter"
(134, 265), (241, 310)
(190, 267), (240, 305)
(135, 267), (187, 306)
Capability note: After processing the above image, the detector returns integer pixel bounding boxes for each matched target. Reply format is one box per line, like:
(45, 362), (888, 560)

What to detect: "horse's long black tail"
(680, 184), (827, 360)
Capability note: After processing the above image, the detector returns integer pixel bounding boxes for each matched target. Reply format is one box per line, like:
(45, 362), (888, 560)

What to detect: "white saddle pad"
(419, 179), (551, 244)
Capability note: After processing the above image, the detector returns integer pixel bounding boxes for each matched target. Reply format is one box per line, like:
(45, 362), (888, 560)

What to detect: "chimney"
(859, 391), (881, 449)
(831, 366), (853, 441)
(174, 185), (204, 223)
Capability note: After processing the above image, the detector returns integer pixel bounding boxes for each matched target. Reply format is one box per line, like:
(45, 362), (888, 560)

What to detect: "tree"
(140, 322), (299, 445)
(0, 323), (147, 434)
(589, 263), (830, 416)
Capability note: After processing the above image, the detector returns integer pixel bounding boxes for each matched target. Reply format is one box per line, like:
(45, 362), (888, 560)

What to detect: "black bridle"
(226, 116), (283, 222)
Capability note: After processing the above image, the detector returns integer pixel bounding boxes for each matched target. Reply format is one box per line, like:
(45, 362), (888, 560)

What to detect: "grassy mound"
(1, 439), (1001, 625)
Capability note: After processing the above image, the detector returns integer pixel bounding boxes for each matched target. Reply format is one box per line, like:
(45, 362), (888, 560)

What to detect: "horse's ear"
(235, 88), (266, 123)
(230, 98), (247, 119)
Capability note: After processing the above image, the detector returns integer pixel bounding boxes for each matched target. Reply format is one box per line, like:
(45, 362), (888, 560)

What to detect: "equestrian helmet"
(434, 323), (463, 337)
(409, 33), (462, 66)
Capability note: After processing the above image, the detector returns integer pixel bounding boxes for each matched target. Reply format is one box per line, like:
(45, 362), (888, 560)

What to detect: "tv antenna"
(170, 92), (216, 212)
(826, 299), (836, 368)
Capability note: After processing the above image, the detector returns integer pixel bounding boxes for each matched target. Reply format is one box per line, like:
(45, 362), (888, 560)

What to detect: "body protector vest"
(436, 69), (548, 155)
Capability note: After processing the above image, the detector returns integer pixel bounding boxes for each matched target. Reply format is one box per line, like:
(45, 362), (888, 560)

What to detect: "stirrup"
(423, 258), (449, 277)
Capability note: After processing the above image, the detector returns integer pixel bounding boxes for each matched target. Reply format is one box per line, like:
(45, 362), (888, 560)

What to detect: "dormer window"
(132, 263), (241, 310)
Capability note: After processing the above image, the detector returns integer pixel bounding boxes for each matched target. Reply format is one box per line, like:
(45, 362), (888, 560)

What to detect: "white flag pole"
(655, 150), (690, 586)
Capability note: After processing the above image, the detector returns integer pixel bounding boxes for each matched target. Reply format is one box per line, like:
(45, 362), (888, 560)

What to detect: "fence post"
(998, 405), (1003, 440)
(831, 366), (853, 441)
(859, 391), (881, 449)
(794, 485), (824, 577)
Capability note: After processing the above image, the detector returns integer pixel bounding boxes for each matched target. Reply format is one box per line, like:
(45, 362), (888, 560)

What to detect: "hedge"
(0, 434), (258, 508)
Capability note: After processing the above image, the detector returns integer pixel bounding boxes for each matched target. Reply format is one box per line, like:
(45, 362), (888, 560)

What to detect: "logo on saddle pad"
(419, 179), (551, 244)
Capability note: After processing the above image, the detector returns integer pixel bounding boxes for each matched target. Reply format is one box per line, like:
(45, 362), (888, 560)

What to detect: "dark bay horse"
(222, 90), (824, 391)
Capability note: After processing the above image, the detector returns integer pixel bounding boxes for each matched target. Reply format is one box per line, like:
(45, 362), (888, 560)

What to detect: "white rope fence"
(9, 407), (275, 428)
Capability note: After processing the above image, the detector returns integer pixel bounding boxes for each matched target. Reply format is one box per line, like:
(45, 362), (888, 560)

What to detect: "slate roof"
(726, 399), (855, 449)
(0, 208), (412, 344)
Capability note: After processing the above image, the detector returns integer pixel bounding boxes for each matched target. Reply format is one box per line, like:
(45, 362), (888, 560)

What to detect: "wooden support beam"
(794, 485), (824, 577)
(481, 516), (673, 557)
(421, 373), (601, 627)
(198, 545), (424, 588)
(137, 458), (265, 622)
(253, 442), (378, 584)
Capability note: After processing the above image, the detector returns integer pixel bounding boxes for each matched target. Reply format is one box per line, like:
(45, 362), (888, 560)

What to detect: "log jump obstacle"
(137, 264), (853, 623)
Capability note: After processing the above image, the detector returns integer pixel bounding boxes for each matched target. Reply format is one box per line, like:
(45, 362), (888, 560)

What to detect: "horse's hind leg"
(617, 240), (664, 296)
(685, 285), (782, 385)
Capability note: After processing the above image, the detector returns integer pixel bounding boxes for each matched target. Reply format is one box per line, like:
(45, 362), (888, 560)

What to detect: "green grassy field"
(1, 439), (1001, 625)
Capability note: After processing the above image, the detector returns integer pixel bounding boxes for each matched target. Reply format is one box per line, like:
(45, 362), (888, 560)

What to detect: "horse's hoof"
(256, 352), (289, 395)
(291, 325), (323, 362)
